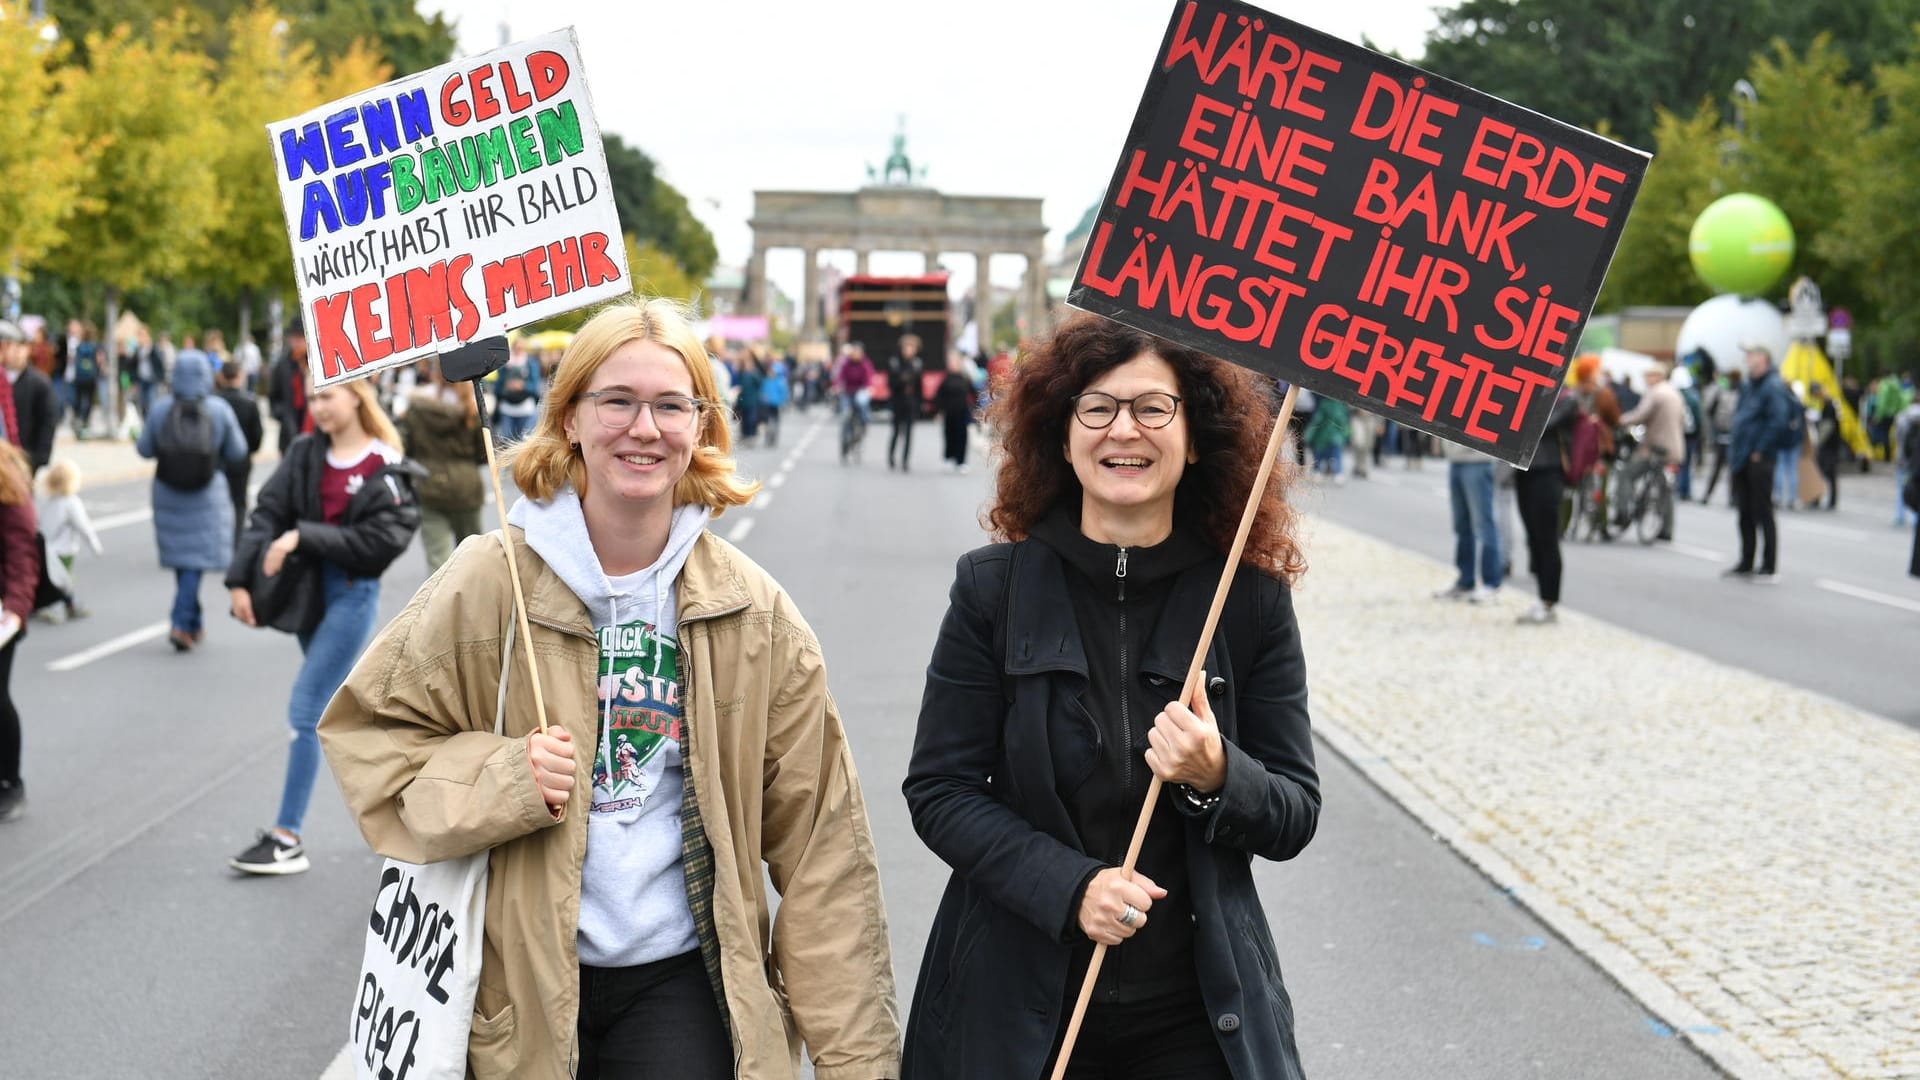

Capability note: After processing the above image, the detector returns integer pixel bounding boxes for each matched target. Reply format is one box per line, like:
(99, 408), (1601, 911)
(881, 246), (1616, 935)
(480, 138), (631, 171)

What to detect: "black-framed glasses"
(1070, 391), (1182, 430)
(576, 391), (706, 433)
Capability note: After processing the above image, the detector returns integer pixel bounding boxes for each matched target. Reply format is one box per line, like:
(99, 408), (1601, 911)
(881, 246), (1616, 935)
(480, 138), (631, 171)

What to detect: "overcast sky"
(421, 0), (1445, 300)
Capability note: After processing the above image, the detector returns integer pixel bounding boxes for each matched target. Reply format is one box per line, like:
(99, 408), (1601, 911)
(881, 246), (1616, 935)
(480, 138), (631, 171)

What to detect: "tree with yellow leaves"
(43, 16), (219, 421)
(0, 1), (94, 304)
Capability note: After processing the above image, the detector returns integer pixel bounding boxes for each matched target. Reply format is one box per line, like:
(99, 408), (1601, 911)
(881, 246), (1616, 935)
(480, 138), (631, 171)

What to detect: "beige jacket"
(1620, 381), (1687, 462)
(319, 527), (901, 1080)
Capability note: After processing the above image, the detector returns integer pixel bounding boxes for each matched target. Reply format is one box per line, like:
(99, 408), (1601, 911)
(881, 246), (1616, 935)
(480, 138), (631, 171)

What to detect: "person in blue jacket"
(136, 350), (249, 651)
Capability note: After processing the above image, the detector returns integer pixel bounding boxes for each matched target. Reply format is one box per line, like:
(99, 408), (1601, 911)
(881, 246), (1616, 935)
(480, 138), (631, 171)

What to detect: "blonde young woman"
(318, 298), (899, 1080)
(225, 378), (423, 874)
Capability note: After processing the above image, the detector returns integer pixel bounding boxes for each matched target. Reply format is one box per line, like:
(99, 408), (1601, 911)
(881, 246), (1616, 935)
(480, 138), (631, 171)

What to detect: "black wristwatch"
(1176, 783), (1221, 812)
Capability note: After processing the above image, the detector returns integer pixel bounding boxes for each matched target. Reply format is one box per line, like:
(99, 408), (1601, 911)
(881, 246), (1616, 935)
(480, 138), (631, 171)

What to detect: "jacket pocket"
(931, 901), (990, 1032)
(467, 995), (519, 1079)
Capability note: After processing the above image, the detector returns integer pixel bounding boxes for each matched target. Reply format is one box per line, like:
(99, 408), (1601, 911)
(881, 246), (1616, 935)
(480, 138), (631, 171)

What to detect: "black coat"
(10, 367), (57, 472)
(225, 433), (425, 592)
(902, 538), (1319, 1080)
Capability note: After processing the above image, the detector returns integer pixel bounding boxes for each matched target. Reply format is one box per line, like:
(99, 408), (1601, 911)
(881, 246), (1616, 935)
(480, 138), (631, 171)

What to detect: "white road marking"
(1664, 542), (1726, 563)
(1782, 517), (1869, 542)
(728, 517), (756, 543)
(752, 491), (773, 510)
(91, 508), (153, 532)
(45, 621), (172, 672)
(768, 472), (788, 489)
(1815, 578), (1920, 615)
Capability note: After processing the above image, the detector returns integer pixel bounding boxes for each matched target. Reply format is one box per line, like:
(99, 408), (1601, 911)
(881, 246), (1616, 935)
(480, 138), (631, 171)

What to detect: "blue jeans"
(1774, 443), (1800, 505)
(275, 564), (379, 835)
(495, 410), (538, 443)
(1449, 461), (1503, 589)
(171, 569), (204, 634)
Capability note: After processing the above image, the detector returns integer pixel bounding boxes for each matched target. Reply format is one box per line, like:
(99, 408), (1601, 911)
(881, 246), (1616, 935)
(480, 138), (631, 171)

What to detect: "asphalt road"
(1302, 453), (1919, 726)
(1, 412), (1725, 1079)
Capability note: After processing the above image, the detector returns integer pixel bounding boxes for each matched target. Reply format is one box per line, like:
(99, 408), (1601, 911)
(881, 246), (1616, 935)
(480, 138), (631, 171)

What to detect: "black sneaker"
(0, 779), (24, 823)
(229, 831), (310, 875)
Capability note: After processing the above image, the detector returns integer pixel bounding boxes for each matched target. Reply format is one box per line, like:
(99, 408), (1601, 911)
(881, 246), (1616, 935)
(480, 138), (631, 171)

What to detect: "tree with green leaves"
(1594, 102), (1724, 312)
(1824, 32), (1920, 366)
(201, 4), (321, 351)
(42, 0), (453, 72)
(43, 16), (220, 419)
(1418, 0), (1920, 151)
(601, 133), (718, 285)
(0, 1), (96, 287)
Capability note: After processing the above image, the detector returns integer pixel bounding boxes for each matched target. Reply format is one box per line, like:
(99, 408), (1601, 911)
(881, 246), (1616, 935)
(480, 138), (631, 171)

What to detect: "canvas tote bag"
(351, 537), (523, 1079)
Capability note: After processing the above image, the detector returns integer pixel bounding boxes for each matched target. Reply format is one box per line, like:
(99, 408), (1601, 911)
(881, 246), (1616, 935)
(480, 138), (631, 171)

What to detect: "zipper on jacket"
(1116, 546), (1130, 819)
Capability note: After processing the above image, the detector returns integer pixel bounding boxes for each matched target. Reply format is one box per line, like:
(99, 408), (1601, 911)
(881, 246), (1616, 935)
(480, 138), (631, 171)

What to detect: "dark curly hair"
(986, 313), (1305, 580)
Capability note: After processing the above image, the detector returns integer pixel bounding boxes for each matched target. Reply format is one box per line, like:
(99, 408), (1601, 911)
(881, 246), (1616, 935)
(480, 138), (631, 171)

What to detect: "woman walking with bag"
(224, 378), (422, 874)
(902, 314), (1320, 1080)
(319, 298), (899, 1080)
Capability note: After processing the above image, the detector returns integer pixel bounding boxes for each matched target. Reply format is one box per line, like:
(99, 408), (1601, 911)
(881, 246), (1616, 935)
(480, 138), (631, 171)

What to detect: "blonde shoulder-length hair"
(508, 297), (758, 513)
(321, 378), (405, 453)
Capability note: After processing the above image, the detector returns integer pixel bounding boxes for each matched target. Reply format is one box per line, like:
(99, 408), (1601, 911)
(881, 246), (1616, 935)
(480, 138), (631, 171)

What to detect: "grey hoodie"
(508, 488), (711, 968)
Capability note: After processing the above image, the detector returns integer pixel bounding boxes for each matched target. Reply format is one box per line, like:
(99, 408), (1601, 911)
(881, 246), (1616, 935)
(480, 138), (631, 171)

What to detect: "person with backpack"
(136, 350), (249, 650)
(68, 322), (101, 439)
(1700, 370), (1743, 504)
(493, 340), (544, 442)
(1722, 345), (1798, 583)
(225, 377), (423, 875)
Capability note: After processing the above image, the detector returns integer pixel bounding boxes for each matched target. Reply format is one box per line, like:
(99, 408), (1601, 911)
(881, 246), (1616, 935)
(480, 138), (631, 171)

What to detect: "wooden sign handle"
(471, 381), (550, 735)
(1048, 383), (1299, 1080)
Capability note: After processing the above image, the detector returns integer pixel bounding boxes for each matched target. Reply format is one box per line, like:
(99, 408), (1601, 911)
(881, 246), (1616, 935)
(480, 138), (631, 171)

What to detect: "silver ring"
(1118, 904), (1139, 927)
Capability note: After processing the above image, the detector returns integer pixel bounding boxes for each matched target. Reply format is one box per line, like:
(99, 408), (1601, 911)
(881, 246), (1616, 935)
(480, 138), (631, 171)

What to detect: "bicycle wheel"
(1634, 474), (1672, 545)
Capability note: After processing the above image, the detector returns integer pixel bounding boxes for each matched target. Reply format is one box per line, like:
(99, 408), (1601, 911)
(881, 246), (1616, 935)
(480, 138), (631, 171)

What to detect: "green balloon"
(1690, 193), (1794, 295)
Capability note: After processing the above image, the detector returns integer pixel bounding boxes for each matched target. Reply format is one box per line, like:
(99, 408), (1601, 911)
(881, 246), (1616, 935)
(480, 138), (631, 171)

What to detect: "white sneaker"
(1516, 601), (1556, 625)
(1468, 585), (1500, 604)
(1432, 584), (1473, 601)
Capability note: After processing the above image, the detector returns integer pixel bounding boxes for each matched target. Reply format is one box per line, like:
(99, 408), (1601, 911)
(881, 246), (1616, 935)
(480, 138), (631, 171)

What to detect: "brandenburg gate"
(744, 132), (1048, 341)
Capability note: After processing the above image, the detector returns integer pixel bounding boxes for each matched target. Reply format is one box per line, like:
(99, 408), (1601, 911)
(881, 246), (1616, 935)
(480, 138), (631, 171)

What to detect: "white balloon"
(1675, 294), (1787, 376)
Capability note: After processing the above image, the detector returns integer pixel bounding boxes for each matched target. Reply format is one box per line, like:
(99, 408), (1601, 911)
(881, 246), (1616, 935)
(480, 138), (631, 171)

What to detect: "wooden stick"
(1048, 383), (1299, 1080)
(471, 381), (549, 734)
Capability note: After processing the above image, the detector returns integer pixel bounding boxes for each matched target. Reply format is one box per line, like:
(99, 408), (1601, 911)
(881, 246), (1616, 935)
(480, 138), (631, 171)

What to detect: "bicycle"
(1563, 462), (1612, 543)
(839, 391), (869, 464)
(1619, 444), (1678, 545)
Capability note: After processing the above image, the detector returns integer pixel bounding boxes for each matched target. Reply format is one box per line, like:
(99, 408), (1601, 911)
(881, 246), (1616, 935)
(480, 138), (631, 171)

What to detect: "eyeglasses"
(576, 391), (706, 433)
(1069, 391), (1182, 430)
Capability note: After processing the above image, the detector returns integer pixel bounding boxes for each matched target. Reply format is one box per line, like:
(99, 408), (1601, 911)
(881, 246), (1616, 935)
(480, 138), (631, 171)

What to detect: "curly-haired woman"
(901, 312), (1319, 1080)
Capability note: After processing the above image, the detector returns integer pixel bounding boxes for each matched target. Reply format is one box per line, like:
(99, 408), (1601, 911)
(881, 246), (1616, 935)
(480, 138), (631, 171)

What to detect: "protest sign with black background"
(1070, 0), (1650, 467)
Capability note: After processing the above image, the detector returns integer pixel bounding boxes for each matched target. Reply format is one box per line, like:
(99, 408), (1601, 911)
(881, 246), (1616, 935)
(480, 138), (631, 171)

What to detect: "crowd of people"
(0, 290), (1913, 1077)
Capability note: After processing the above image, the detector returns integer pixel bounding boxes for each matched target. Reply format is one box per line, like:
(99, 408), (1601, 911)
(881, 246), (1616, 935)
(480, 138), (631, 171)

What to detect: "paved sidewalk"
(1293, 518), (1920, 1080)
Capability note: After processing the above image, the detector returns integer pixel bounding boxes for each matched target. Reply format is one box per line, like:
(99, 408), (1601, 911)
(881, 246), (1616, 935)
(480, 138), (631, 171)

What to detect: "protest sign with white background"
(268, 27), (629, 388)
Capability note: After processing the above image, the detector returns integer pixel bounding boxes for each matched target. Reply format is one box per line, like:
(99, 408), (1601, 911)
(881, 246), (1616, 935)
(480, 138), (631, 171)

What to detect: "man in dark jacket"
(1724, 345), (1796, 582)
(885, 334), (925, 471)
(396, 359), (486, 573)
(214, 359), (264, 533)
(1, 321), (57, 473)
(266, 325), (311, 454)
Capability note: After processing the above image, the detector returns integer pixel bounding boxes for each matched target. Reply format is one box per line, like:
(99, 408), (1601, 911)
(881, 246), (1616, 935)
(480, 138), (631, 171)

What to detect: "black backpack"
(154, 397), (218, 490)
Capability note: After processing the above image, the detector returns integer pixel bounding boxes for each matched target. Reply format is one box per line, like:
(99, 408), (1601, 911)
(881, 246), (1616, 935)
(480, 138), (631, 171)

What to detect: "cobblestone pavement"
(1291, 518), (1920, 1080)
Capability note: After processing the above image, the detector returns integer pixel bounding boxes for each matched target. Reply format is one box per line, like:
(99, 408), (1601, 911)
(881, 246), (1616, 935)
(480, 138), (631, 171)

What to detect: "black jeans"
(1514, 467), (1564, 604)
(577, 951), (731, 1080)
(1, 638), (20, 782)
(1043, 984), (1231, 1080)
(1815, 444), (1840, 508)
(1702, 437), (1731, 501)
(1732, 457), (1778, 573)
(889, 409), (915, 467)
